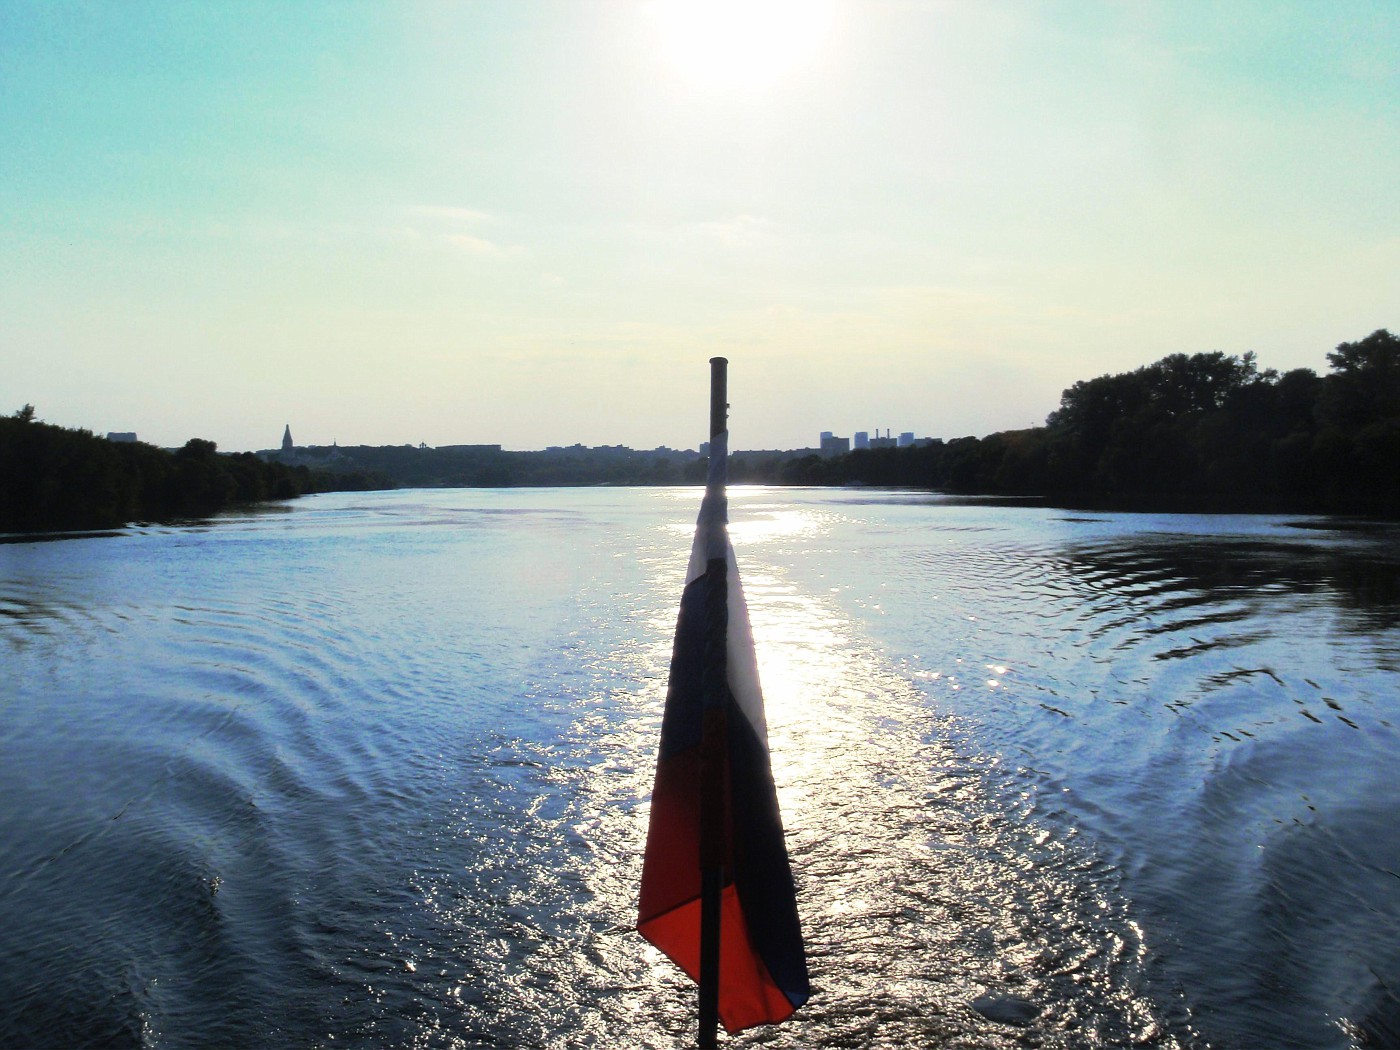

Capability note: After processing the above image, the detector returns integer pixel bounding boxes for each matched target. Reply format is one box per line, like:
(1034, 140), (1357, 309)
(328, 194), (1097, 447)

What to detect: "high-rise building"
(853, 431), (869, 450)
(899, 432), (915, 447)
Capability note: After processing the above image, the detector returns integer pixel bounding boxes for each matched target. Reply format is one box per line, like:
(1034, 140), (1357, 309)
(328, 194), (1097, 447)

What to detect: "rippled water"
(2, 488), (1398, 1049)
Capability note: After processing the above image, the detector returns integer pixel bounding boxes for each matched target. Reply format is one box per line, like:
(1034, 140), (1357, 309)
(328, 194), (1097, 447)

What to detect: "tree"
(1140, 351), (1272, 417)
(1326, 329), (1400, 375)
(1319, 330), (1400, 433)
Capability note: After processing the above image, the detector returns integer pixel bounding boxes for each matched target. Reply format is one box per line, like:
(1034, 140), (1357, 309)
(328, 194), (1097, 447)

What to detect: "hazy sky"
(3, 1), (1396, 452)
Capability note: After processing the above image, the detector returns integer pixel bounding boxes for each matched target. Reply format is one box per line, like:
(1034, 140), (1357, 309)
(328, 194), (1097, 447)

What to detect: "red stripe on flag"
(639, 883), (800, 1033)
(638, 751), (703, 925)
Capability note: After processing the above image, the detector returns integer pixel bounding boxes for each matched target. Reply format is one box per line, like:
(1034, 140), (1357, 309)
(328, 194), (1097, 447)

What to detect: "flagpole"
(698, 356), (728, 1049)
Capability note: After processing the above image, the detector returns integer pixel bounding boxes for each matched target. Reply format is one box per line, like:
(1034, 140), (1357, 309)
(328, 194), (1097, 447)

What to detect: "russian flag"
(638, 429), (810, 1035)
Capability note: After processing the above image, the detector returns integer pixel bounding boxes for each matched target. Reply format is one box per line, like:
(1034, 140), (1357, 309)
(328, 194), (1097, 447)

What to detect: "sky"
(2, 1), (1397, 453)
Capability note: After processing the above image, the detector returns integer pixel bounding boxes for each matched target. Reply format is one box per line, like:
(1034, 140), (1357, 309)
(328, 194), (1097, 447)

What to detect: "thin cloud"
(406, 204), (496, 225)
(399, 204), (524, 256)
(682, 213), (777, 250)
(446, 233), (504, 255)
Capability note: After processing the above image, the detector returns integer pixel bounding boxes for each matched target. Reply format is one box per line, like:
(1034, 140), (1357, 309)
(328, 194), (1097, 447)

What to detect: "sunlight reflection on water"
(714, 504), (1170, 1049)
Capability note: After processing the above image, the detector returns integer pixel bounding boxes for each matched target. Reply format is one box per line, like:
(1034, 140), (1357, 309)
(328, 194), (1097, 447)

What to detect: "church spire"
(282, 424), (294, 452)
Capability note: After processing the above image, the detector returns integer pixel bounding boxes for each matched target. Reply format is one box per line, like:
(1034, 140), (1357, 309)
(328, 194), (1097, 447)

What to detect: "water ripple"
(2, 492), (1398, 1048)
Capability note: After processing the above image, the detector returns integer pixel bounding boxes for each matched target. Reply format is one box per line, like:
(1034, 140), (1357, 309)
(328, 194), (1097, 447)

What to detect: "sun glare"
(648, 0), (835, 90)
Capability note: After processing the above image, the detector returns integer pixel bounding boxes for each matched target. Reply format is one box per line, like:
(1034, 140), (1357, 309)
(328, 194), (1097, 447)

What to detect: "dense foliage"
(0, 410), (387, 533)
(750, 329), (1399, 516)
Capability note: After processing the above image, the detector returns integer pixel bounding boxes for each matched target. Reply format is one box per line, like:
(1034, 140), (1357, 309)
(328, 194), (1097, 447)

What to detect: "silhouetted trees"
(7, 329), (1398, 531)
(0, 409), (389, 533)
(800, 329), (1399, 515)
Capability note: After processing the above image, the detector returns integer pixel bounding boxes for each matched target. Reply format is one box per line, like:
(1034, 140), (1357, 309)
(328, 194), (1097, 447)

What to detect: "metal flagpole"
(697, 356), (728, 1048)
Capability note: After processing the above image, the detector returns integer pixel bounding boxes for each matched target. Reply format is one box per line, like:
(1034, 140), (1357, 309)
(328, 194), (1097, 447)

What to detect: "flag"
(638, 428), (810, 1034)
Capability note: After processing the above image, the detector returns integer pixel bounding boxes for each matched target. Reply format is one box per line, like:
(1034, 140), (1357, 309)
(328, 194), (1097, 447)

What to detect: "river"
(2, 487), (1398, 1048)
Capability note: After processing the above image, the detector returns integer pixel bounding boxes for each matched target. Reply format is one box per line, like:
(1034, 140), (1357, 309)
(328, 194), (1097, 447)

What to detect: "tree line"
(5, 328), (1396, 532)
(0, 408), (387, 533)
(745, 329), (1400, 516)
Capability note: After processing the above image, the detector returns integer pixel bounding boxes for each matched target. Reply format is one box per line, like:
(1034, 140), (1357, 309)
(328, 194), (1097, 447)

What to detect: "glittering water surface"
(2, 488), (1398, 1049)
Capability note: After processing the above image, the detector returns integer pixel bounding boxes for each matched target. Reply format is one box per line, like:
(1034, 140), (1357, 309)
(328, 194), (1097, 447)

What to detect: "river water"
(2, 487), (1398, 1049)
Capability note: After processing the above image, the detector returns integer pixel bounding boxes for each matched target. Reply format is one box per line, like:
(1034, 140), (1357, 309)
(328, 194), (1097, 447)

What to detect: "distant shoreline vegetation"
(804, 327), (1400, 518)
(4, 329), (1397, 534)
(0, 411), (389, 534)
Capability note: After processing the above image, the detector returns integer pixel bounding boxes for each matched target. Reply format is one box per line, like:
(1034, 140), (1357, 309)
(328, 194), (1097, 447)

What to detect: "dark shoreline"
(7, 328), (1398, 532)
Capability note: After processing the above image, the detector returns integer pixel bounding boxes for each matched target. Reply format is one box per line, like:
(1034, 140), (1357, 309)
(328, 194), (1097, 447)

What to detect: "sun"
(647, 0), (836, 91)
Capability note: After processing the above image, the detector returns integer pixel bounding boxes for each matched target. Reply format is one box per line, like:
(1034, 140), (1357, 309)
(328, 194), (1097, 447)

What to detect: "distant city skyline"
(263, 423), (932, 455)
(4, 2), (1395, 453)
